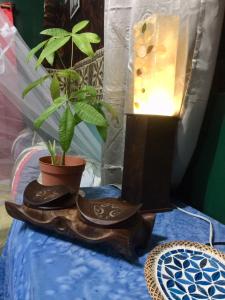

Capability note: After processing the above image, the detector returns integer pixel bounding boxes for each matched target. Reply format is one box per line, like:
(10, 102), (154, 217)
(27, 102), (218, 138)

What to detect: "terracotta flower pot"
(39, 156), (86, 193)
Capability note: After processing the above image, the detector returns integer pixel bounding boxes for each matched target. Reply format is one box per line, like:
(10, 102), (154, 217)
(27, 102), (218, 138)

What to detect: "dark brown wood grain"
(43, 0), (64, 29)
(23, 180), (75, 210)
(76, 196), (142, 226)
(5, 179), (155, 259)
(122, 114), (178, 212)
(5, 199), (155, 259)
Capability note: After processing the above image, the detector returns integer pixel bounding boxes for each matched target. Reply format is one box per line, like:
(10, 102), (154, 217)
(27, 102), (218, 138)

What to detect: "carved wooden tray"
(5, 200), (154, 259)
(5, 181), (155, 259)
(76, 196), (142, 226)
(23, 181), (75, 210)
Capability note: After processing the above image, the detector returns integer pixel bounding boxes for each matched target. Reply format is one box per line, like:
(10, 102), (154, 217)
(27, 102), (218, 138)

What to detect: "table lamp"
(122, 15), (189, 212)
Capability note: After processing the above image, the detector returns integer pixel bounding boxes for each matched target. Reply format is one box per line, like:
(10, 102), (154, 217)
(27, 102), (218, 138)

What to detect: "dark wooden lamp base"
(122, 114), (179, 212)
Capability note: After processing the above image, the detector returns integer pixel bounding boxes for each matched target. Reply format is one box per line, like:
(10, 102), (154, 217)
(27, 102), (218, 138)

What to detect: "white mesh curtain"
(102, 0), (225, 186)
(0, 10), (102, 182)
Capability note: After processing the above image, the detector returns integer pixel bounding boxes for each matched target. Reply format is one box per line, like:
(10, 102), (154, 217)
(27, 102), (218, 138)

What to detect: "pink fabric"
(11, 149), (39, 199)
(0, 3), (13, 23)
(0, 4), (24, 179)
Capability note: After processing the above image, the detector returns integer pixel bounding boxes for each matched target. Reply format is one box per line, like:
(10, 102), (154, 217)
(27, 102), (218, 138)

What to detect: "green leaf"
(74, 114), (82, 126)
(70, 90), (85, 101)
(74, 102), (107, 126)
(26, 40), (48, 62)
(50, 75), (60, 100)
(70, 85), (97, 100)
(80, 33), (101, 44)
(72, 20), (89, 34)
(22, 75), (50, 98)
(46, 140), (58, 165)
(36, 36), (70, 68)
(34, 96), (66, 128)
(82, 85), (97, 96)
(59, 106), (76, 152)
(72, 34), (94, 57)
(45, 52), (55, 65)
(56, 69), (81, 81)
(40, 28), (70, 37)
(97, 126), (107, 142)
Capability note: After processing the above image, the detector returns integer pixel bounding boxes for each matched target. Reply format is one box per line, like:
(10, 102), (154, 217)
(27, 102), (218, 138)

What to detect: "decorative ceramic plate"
(145, 241), (225, 300)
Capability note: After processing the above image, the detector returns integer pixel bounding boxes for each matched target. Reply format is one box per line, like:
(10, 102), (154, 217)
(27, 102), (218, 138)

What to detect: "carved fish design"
(94, 204), (121, 220)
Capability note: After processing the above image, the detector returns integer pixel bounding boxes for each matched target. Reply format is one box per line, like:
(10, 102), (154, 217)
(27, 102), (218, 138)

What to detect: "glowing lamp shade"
(133, 15), (188, 116)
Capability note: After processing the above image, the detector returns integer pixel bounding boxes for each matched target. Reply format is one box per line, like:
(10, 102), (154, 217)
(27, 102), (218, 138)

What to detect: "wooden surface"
(5, 200), (155, 259)
(76, 196), (142, 226)
(122, 115), (178, 212)
(5, 180), (155, 259)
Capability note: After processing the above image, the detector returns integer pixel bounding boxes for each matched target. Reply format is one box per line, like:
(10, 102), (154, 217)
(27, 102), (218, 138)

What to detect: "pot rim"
(39, 155), (86, 168)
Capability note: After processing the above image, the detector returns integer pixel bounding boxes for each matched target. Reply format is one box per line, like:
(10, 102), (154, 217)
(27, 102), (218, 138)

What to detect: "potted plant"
(23, 20), (116, 193)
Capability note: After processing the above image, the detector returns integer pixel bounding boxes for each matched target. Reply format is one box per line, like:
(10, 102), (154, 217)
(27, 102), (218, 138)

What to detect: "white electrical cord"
(173, 204), (214, 248)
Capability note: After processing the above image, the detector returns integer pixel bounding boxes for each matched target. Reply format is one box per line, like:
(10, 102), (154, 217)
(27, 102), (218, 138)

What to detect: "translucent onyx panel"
(133, 15), (188, 116)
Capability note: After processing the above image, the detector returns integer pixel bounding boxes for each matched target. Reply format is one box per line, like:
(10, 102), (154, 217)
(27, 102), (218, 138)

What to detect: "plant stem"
(71, 41), (74, 68)
(57, 52), (66, 69)
(61, 151), (66, 166)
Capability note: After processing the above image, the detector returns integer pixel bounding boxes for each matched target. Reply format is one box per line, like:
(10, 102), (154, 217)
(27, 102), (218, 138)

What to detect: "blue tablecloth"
(1, 150), (225, 300)
(1, 185), (225, 300)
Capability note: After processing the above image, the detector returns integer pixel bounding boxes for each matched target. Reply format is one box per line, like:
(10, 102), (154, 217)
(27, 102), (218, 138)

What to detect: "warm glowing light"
(134, 90), (175, 116)
(133, 15), (188, 116)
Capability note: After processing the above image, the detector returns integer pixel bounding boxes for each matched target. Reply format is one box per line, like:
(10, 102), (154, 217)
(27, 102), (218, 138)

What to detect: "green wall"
(0, 0), (44, 48)
(15, 0), (44, 48)
(182, 93), (225, 224)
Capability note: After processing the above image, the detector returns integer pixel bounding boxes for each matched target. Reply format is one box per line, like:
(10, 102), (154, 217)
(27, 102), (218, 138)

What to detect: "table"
(1, 184), (225, 300)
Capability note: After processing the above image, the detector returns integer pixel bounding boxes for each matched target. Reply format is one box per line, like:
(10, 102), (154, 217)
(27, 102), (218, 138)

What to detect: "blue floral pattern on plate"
(157, 248), (225, 300)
